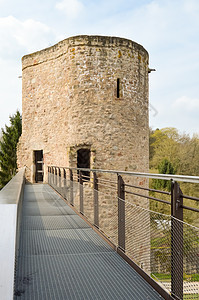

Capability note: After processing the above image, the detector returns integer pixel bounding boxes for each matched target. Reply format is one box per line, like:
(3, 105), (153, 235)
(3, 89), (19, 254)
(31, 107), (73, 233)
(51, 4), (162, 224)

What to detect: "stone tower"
(17, 35), (149, 183)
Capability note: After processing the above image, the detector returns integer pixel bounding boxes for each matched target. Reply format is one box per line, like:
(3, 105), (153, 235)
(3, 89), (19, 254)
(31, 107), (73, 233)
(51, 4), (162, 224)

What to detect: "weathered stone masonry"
(17, 35), (149, 183)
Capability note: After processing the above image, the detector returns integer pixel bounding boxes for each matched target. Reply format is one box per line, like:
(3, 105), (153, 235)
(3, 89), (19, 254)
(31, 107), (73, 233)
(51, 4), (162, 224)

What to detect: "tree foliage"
(152, 158), (175, 191)
(0, 111), (22, 189)
(149, 127), (199, 226)
(150, 127), (199, 178)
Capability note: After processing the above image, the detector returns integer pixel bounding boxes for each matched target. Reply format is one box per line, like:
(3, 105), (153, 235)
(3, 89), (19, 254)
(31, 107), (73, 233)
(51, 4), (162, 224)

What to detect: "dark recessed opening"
(117, 78), (120, 98)
(77, 149), (90, 180)
(34, 150), (43, 183)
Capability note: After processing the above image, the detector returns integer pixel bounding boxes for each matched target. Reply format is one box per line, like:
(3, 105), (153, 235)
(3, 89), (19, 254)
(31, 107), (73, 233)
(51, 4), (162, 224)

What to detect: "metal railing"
(47, 166), (199, 300)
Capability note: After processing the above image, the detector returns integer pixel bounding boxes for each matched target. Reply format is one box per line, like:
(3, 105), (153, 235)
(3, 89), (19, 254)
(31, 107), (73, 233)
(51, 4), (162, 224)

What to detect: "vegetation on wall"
(0, 111), (22, 189)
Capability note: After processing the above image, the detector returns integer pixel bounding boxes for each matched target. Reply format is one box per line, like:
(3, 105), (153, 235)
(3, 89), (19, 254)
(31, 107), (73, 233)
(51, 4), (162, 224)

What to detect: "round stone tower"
(17, 35), (149, 183)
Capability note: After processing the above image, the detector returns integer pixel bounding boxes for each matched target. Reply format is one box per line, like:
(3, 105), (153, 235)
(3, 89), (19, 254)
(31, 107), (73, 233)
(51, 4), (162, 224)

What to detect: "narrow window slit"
(117, 78), (120, 98)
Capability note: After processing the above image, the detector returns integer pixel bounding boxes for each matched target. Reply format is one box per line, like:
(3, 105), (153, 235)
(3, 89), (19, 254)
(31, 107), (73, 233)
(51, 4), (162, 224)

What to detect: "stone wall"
(17, 35), (149, 183)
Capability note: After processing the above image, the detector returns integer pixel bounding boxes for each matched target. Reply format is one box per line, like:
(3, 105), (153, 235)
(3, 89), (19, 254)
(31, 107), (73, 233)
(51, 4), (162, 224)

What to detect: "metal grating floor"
(14, 184), (163, 299)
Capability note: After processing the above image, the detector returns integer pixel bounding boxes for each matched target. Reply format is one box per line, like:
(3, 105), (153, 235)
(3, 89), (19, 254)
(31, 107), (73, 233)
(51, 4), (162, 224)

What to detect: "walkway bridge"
(0, 167), (199, 300)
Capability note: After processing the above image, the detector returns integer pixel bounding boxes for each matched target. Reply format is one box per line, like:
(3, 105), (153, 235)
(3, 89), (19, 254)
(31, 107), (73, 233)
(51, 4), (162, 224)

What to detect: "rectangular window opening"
(117, 78), (120, 98)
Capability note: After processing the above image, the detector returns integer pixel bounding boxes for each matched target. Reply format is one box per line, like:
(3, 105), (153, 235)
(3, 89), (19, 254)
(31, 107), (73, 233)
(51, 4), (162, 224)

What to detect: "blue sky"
(0, 0), (199, 135)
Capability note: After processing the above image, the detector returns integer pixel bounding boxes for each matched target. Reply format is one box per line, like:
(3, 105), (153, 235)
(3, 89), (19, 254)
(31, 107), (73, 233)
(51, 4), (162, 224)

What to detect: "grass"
(151, 273), (171, 282)
(183, 295), (199, 300)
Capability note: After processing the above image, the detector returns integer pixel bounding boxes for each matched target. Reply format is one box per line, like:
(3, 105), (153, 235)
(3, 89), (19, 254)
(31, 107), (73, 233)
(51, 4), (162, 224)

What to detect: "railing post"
(48, 167), (50, 184)
(55, 167), (57, 187)
(118, 174), (125, 251)
(70, 169), (73, 206)
(52, 167), (55, 186)
(79, 171), (84, 214)
(50, 166), (52, 185)
(57, 167), (59, 187)
(63, 168), (67, 200)
(171, 181), (183, 300)
(49, 167), (52, 185)
(93, 172), (99, 228)
(58, 167), (61, 189)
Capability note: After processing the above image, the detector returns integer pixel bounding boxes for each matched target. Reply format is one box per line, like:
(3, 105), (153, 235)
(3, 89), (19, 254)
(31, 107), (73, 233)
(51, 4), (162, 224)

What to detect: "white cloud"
(0, 57), (21, 130)
(183, 0), (199, 14)
(14, 19), (52, 51)
(0, 16), (56, 129)
(55, 0), (84, 19)
(0, 16), (55, 57)
(173, 96), (199, 111)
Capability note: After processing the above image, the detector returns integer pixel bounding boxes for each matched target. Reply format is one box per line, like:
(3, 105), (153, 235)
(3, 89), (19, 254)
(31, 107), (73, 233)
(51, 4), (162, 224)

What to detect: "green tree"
(0, 111), (22, 189)
(152, 158), (175, 192)
(149, 127), (199, 177)
(149, 128), (179, 170)
(149, 127), (199, 225)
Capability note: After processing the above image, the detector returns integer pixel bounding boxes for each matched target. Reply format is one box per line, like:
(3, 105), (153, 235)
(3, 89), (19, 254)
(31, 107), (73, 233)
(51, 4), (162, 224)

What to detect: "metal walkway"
(14, 184), (163, 300)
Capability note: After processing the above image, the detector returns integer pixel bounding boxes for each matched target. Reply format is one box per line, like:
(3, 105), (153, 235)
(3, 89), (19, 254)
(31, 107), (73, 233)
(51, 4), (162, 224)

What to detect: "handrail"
(0, 167), (26, 204)
(0, 167), (26, 300)
(50, 166), (199, 183)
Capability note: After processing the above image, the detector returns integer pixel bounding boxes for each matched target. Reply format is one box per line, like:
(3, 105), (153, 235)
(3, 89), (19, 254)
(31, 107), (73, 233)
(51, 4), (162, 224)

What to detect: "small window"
(117, 78), (120, 98)
(77, 149), (90, 180)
